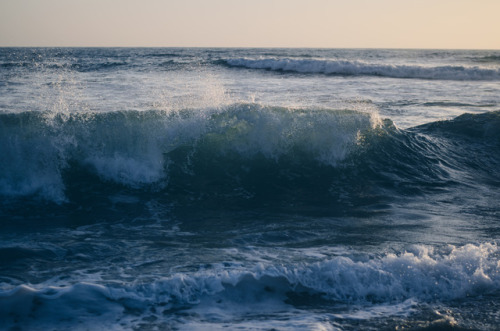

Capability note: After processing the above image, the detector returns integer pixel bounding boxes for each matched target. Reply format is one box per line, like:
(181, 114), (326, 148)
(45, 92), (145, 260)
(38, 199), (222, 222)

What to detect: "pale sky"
(1, 0), (499, 49)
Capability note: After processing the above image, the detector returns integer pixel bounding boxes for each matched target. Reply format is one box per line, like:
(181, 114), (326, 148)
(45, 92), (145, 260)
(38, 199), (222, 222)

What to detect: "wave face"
(1, 106), (499, 216)
(416, 110), (500, 141)
(222, 58), (500, 80)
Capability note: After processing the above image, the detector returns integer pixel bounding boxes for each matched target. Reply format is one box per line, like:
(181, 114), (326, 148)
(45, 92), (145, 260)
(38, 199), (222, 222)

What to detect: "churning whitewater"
(1, 48), (500, 330)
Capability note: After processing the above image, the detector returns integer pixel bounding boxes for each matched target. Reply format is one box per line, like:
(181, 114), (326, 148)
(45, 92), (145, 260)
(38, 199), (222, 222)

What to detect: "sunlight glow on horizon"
(1, 0), (499, 49)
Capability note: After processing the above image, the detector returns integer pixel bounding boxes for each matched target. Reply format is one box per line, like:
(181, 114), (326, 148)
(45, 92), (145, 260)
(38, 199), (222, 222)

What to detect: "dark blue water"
(1, 48), (500, 330)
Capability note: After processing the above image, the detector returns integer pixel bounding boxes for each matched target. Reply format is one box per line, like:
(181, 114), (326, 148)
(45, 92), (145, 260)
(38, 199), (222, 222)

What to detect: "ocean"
(0, 47), (499, 330)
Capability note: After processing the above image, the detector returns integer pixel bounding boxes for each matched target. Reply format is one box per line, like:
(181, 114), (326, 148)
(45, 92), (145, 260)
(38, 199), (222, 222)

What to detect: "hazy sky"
(1, 0), (499, 49)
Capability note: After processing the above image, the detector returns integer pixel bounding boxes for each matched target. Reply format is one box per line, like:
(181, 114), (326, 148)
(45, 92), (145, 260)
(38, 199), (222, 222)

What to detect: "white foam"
(144, 242), (500, 305)
(288, 243), (499, 302)
(86, 154), (166, 187)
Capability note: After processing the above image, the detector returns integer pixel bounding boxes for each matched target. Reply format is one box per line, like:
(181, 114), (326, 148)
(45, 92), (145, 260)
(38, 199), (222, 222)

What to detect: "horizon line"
(1, 45), (500, 51)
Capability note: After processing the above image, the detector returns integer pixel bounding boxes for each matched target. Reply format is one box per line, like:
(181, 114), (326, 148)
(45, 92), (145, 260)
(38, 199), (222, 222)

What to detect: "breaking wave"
(1, 243), (498, 330)
(1, 106), (499, 212)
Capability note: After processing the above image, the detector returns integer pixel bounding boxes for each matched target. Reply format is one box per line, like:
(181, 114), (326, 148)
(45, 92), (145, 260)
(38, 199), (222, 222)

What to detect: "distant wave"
(1, 59), (187, 72)
(421, 101), (496, 108)
(0, 61), (130, 72)
(147, 53), (183, 57)
(221, 58), (500, 81)
(472, 55), (500, 63)
(71, 61), (129, 72)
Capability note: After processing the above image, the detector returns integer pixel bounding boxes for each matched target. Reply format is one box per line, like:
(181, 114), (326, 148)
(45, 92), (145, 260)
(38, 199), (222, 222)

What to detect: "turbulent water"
(1, 48), (500, 330)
